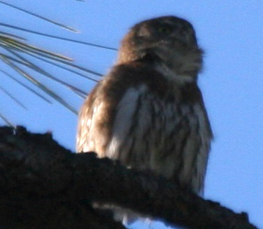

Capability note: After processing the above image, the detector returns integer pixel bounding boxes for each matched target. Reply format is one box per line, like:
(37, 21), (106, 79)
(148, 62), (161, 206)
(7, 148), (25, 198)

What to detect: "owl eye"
(158, 26), (172, 34)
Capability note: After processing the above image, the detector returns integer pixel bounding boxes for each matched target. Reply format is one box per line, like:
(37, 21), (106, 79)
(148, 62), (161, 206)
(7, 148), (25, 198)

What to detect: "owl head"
(117, 16), (203, 79)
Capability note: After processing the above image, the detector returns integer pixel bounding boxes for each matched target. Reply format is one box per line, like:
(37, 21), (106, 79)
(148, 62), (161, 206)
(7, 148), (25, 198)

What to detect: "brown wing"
(76, 62), (166, 156)
(76, 82), (113, 155)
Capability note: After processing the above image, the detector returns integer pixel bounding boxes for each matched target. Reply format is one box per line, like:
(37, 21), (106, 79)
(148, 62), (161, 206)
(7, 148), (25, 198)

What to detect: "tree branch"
(0, 126), (258, 229)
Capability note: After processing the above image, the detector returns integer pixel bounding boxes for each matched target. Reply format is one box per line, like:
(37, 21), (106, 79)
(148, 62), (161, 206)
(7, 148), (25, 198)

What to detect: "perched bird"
(77, 15), (212, 222)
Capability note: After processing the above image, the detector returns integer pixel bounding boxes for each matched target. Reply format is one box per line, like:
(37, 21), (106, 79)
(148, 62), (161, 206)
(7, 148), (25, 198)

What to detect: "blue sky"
(1, 1), (262, 228)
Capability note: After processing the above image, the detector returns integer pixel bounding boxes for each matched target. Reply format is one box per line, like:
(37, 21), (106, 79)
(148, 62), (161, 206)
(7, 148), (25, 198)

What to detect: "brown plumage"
(77, 16), (213, 222)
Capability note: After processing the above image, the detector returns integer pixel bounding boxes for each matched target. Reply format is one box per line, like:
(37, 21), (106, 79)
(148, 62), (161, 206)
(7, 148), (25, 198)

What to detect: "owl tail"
(93, 203), (146, 225)
(113, 207), (140, 225)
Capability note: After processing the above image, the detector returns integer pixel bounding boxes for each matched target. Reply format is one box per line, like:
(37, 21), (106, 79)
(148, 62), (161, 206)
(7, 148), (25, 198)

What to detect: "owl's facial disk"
(117, 16), (203, 79)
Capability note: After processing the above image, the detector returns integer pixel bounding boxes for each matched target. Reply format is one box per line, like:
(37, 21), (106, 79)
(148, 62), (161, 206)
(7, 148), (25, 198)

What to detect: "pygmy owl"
(77, 15), (213, 222)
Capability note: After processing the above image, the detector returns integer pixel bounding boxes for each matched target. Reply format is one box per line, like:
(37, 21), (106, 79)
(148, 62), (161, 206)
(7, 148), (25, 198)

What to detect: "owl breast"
(105, 83), (211, 194)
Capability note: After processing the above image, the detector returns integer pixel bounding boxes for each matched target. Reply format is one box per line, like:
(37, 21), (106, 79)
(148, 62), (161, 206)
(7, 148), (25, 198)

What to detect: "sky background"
(0, 1), (262, 228)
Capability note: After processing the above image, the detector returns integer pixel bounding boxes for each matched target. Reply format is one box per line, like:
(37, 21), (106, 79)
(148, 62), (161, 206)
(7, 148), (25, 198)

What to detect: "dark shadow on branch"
(0, 126), (258, 229)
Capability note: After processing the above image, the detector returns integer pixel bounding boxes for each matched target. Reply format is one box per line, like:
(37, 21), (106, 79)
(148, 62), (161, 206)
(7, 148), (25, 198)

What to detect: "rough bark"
(0, 126), (258, 229)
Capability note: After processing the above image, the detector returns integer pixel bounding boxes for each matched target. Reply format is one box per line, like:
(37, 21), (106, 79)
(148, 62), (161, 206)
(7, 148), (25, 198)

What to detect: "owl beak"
(138, 48), (162, 63)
